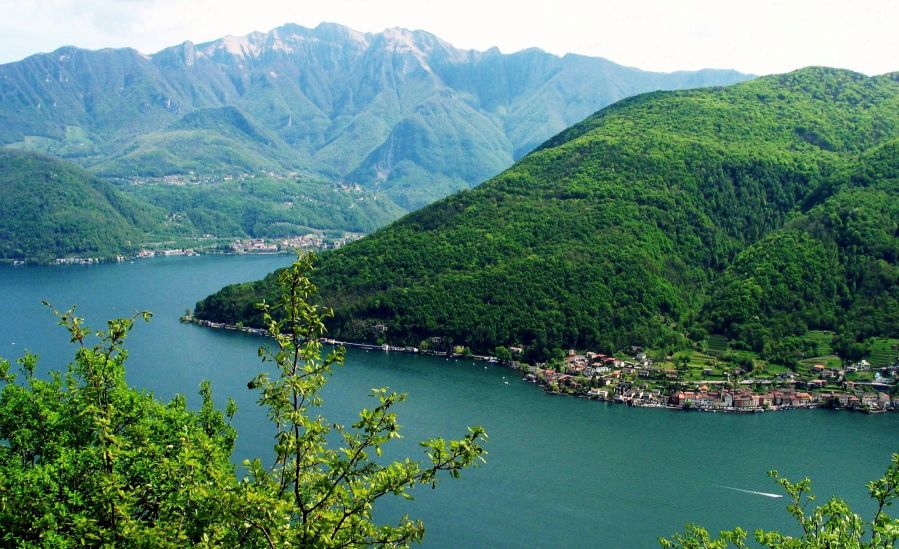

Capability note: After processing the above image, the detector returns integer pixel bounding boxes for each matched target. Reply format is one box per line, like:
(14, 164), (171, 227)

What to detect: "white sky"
(0, 0), (896, 75)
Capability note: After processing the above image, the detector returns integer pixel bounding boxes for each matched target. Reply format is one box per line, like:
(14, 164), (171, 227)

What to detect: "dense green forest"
(701, 136), (899, 363)
(196, 68), (899, 362)
(0, 150), (163, 261)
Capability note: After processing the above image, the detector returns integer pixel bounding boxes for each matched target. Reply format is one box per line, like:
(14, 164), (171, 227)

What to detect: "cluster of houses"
(231, 239), (280, 254)
(127, 172), (259, 186)
(49, 247), (198, 265)
(230, 233), (361, 255)
(668, 387), (896, 412)
(519, 348), (899, 414)
(129, 233), (357, 261)
(540, 348), (673, 384)
(278, 233), (361, 251)
(559, 350), (628, 376)
(54, 257), (101, 265)
(137, 248), (199, 258)
(279, 234), (326, 250)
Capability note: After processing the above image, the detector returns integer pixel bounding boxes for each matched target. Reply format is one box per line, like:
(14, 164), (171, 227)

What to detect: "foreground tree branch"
(0, 253), (486, 547)
(236, 253), (488, 547)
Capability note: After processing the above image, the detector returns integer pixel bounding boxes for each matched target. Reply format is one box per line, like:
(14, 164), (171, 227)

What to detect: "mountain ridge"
(0, 22), (752, 209)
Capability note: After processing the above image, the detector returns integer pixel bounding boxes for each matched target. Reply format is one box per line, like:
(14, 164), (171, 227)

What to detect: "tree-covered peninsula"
(0, 149), (157, 262)
(196, 67), (899, 363)
(0, 148), (405, 263)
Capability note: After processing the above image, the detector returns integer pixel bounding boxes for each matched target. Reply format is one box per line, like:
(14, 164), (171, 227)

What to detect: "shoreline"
(182, 316), (897, 415)
(0, 249), (296, 267)
(2, 232), (362, 266)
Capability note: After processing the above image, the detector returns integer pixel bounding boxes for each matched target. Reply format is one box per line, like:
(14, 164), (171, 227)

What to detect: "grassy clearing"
(798, 354), (843, 371)
(846, 370), (876, 382)
(759, 362), (790, 376)
(617, 332), (896, 385)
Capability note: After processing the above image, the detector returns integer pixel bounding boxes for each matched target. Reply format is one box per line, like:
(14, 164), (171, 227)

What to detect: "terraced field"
(703, 335), (729, 355)
(798, 355), (843, 370)
(804, 330), (835, 357)
(867, 338), (899, 367)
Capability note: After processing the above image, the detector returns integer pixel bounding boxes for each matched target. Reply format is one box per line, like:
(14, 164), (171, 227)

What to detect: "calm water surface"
(1, 255), (896, 548)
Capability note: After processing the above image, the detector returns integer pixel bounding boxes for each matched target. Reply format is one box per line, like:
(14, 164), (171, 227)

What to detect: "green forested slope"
(0, 149), (164, 261)
(95, 106), (306, 177)
(702, 138), (899, 361)
(196, 68), (899, 360)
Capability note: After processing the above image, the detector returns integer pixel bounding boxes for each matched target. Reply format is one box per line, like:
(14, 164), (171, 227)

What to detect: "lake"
(1, 255), (896, 547)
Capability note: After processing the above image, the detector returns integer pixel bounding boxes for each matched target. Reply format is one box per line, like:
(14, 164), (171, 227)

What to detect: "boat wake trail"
(717, 485), (784, 498)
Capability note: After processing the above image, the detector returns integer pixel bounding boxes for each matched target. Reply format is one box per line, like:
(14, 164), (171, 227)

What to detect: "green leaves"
(1, 253), (485, 546)
(0, 307), (238, 546)
(659, 524), (749, 549)
(236, 253), (488, 547)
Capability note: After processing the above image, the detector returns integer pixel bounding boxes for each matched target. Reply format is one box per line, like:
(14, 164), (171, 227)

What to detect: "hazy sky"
(0, 0), (896, 75)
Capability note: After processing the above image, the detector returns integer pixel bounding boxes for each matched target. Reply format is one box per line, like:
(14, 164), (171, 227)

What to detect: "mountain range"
(0, 22), (750, 211)
(196, 68), (899, 363)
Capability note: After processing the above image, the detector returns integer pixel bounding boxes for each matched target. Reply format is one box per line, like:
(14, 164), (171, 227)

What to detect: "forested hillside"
(128, 176), (406, 237)
(702, 138), (899, 363)
(196, 68), (899, 361)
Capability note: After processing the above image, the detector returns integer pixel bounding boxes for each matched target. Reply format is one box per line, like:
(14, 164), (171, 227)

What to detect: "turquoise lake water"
(1, 255), (896, 547)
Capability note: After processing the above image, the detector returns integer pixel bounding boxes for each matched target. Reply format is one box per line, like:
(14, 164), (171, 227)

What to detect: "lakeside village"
(185, 317), (899, 414)
(5, 233), (363, 266)
(519, 348), (899, 413)
(131, 234), (359, 259)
